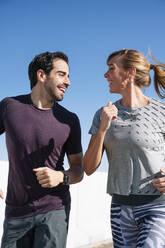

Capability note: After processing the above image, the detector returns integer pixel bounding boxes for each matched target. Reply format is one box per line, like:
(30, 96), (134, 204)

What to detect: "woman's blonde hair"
(107, 49), (165, 98)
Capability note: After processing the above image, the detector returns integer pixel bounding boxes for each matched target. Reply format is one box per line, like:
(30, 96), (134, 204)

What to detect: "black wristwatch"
(62, 171), (69, 185)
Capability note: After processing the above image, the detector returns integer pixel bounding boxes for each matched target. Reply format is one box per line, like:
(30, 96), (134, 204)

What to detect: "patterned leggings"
(111, 202), (165, 248)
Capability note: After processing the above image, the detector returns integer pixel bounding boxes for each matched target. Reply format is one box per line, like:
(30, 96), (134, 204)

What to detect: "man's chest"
(4, 105), (71, 148)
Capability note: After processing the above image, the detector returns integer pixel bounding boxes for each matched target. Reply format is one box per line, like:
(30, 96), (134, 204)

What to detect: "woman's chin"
(109, 88), (116, 93)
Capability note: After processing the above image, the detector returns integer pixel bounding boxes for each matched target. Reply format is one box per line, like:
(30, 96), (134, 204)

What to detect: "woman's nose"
(104, 72), (108, 78)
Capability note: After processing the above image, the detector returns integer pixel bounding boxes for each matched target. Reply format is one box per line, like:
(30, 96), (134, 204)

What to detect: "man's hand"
(0, 188), (4, 199)
(99, 101), (118, 132)
(152, 169), (165, 193)
(33, 167), (64, 188)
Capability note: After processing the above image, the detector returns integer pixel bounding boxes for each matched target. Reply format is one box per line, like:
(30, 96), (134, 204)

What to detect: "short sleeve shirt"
(0, 94), (82, 219)
(89, 98), (165, 196)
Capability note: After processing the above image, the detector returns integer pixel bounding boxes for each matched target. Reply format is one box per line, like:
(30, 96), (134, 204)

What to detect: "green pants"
(1, 209), (70, 248)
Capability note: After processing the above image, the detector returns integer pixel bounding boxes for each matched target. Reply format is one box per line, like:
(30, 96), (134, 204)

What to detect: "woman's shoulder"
(150, 98), (165, 111)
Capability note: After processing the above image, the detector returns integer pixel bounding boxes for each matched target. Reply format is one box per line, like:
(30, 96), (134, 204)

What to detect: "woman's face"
(104, 55), (128, 94)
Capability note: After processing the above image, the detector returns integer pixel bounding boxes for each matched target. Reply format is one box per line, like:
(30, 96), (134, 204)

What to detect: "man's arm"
(33, 152), (83, 188)
(65, 152), (84, 184)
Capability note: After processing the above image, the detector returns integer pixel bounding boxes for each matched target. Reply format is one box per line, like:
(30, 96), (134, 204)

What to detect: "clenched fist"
(99, 101), (118, 132)
(33, 167), (64, 188)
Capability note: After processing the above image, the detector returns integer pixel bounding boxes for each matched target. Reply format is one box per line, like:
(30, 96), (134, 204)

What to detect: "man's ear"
(37, 69), (46, 83)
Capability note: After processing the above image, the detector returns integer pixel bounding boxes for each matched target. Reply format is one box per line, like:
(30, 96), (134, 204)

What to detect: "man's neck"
(31, 88), (54, 110)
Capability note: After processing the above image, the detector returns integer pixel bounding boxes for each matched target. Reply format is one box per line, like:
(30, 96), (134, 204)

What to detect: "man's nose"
(64, 78), (71, 87)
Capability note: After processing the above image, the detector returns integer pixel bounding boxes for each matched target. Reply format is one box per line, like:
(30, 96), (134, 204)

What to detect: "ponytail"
(149, 52), (165, 99)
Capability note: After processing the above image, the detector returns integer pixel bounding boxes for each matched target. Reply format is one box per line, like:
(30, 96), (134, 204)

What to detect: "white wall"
(0, 161), (112, 247)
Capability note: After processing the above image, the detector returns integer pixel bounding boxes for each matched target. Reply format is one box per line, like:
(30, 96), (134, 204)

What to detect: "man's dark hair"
(28, 51), (69, 89)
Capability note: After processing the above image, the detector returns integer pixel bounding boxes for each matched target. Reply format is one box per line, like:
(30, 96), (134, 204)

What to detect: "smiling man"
(0, 51), (83, 248)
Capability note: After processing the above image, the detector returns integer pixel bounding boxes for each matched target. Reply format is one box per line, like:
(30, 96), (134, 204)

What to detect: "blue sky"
(0, 0), (165, 171)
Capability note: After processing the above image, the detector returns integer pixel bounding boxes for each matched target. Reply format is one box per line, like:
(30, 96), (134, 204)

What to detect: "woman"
(84, 49), (165, 247)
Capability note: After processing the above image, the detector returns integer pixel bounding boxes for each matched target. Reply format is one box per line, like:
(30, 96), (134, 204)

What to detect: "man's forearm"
(65, 164), (84, 184)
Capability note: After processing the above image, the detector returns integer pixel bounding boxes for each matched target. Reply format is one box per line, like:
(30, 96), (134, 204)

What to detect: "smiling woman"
(83, 48), (165, 248)
(104, 51), (129, 94)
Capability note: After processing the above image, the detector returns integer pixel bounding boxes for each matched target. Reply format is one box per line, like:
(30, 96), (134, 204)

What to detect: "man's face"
(44, 59), (70, 101)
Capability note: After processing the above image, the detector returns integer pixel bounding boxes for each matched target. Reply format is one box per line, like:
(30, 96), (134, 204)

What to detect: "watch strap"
(62, 171), (69, 185)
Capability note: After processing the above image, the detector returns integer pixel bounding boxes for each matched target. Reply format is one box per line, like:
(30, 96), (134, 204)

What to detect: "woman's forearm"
(83, 130), (106, 175)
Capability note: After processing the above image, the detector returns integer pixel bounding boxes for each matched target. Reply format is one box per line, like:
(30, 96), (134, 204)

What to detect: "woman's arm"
(84, 102), (118, 175)
(83, 131), (106, 175)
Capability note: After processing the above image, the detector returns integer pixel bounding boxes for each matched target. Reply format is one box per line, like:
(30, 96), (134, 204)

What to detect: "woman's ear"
(129, 67), (136, 77)
(126, 67), (136, 83)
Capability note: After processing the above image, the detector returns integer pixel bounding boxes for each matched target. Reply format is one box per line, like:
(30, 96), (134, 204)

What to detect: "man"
(0, 51), (83, 248)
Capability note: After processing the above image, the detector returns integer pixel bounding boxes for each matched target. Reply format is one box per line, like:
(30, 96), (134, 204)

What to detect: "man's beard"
(44, 78), (63, 102)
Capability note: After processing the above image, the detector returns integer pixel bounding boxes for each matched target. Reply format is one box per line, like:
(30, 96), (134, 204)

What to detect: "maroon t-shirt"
(0, 94), (82, 219)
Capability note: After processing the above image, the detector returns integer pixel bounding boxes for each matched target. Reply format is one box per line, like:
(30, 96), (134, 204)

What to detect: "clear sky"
(0, 0), (165, 171)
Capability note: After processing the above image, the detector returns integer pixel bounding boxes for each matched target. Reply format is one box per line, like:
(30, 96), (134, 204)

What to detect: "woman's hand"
(152, 169), (165, 193)
(0, 189), (4, 199)
(99, 101), (118, 132)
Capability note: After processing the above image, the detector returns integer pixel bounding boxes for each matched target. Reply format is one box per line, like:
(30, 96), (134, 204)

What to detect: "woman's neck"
(120, 86), (149, 108)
